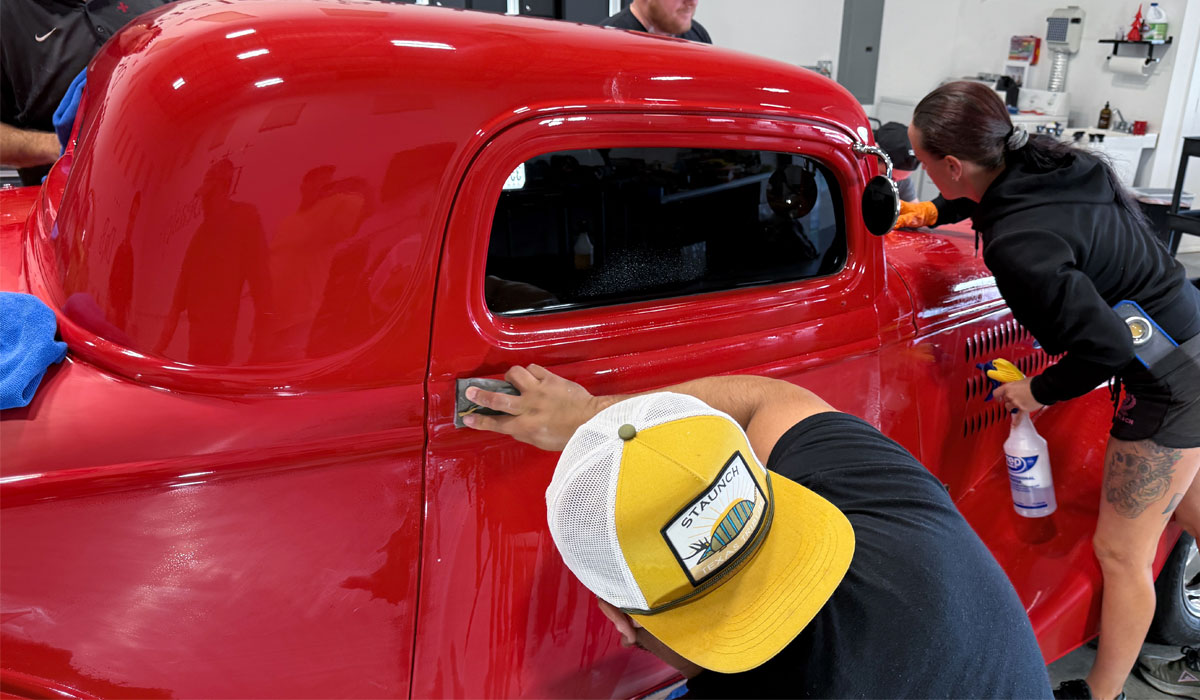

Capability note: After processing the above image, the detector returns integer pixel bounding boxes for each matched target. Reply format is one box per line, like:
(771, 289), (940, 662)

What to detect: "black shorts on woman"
(1113, 284), (1200, 449)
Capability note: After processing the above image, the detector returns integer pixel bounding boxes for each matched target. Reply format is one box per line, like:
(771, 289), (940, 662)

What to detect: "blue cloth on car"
(52, 69), (87, 154)
(0, 293), (68, 410)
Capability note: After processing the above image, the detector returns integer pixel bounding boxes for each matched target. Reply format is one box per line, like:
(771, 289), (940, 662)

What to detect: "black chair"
(1164, 135), (1200, 256)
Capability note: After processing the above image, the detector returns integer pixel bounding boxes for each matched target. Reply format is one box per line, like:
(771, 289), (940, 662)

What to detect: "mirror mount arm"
(852, 142), (893, 179)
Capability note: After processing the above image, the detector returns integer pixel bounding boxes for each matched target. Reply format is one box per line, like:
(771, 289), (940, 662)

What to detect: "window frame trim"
(437, 111), (882, 354)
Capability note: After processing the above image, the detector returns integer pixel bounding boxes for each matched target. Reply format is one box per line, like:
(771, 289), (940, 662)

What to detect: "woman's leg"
(1085, 438), (1200, 700)
(1171, 465), (1200, 539)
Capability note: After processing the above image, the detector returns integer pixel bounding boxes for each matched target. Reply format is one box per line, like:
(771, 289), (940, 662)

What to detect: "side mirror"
(852, 143), (900, 236)
(862, 175), (900, 236)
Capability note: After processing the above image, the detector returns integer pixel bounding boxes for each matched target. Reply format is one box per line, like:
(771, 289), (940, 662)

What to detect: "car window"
(484, 147), (846, 315)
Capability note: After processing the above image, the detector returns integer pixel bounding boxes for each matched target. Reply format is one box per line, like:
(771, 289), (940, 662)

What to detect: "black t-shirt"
(1, 0), (167, 184)
(598, 8), (712, 44)
(685, 413), (1052, 699)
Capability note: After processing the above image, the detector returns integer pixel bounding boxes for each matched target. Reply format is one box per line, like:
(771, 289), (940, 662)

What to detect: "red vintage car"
(1, 1), (1195, 697)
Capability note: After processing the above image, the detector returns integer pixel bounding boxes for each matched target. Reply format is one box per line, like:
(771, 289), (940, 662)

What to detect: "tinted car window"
(485, 148), (846, 315)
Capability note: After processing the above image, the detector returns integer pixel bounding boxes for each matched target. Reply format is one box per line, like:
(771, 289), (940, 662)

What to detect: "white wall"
(699, 0), (1197, 189)
(1179, 61), (1200, 200)
(1150, 3), (1200, 193)
(874, 0), (1197, 185)
(874, 0), (960, 113)
(694, 0), (844, 73)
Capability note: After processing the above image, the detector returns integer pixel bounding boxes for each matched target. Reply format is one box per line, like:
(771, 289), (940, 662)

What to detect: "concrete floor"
(1048, 641), (1183, 699)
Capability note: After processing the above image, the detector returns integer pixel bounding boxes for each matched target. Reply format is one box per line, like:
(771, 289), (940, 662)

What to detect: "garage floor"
(1048, 642), (1182, 699)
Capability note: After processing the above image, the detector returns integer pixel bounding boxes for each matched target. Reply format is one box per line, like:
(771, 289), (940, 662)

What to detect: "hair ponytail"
(914, 81), (1147, 227)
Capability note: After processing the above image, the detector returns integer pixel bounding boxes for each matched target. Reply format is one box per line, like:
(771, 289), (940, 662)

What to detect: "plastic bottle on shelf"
(1004, 411), (1057, 518)
(1145, 3), (1168, 42)
(1098, 101), (1112, 129)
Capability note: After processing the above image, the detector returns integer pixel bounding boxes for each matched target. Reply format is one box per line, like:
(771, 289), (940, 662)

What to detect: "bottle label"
(1006, 454), (1038, 474)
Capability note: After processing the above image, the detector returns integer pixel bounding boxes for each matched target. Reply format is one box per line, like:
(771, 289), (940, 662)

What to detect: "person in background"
(599, 0), (710, 44)
(873, 120), (920, 202)
(905, 80), (1200, 700)
(463, 364), (1053, 698)
(1, 0), (169, 185)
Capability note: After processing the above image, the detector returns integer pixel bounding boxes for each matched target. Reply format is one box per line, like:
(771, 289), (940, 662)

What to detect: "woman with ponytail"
(905, 81), (1200, 700)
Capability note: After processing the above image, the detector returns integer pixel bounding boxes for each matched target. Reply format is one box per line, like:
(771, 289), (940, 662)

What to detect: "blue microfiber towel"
(1, 292), (68, 410)
(52, 69), (87, 154)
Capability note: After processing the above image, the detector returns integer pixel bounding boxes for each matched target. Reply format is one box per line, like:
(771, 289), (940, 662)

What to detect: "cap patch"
(661, 452), (767, 586)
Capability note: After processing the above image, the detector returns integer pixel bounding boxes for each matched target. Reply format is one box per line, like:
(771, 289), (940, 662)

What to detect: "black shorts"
(1111, 332), (1200, 448)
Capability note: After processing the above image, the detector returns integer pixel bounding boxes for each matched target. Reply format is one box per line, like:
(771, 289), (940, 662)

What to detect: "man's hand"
(993, 378), (1044, 414)
(462, 364), (610, 451)
(895, 199), (938, 229)
(0, 123), (60, 169)
(464, 366), (837, 461)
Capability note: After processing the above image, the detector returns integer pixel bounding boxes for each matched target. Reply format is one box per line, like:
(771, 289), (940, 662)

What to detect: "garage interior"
(2, 0), (1199, 698)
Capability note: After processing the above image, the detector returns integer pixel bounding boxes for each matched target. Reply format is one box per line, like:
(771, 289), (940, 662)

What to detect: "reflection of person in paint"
(464, 365), (1054, 698)
(156, 158), (271, 365)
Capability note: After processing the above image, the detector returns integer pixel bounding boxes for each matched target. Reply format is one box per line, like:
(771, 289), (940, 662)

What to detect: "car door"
(414, 111), (890, 698)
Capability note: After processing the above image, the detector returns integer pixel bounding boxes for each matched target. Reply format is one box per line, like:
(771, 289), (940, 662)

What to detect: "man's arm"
(463, 365), (837, 459)
(0, 123), (60, 169)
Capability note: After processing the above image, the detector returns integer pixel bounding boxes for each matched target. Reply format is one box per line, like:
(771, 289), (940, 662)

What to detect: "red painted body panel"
(419, 112), (889, 698)
(0, 1), (1178, 697)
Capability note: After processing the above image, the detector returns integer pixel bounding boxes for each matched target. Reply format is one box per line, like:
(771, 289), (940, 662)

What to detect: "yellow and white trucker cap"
(546, 392), (855, 673)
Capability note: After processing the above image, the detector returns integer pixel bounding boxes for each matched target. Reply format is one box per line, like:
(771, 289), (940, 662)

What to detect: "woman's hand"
(462, 364), (606, 451)
(895, 199), (938, 229)
(992, 378), (1044, 414)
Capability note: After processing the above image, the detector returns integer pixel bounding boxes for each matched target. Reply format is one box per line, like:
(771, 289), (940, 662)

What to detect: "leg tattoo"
(1162, 493), (1184, 516)
(1106, 444), (1182, 519)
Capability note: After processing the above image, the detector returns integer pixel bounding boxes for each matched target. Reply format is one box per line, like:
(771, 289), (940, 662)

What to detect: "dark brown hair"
(913, 81), (1145, 221)
(912, 81), (1013, 170)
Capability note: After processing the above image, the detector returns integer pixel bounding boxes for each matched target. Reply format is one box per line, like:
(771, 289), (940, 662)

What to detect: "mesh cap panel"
(546, 392), (734, 609)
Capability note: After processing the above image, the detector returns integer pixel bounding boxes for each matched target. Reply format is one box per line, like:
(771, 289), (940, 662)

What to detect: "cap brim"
(632, 471), (854, 673)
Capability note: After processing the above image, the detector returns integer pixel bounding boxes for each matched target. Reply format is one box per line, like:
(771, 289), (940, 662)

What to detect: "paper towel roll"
(1108, 56), (1154, 77)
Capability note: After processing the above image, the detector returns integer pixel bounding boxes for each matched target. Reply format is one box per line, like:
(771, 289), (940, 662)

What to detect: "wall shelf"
(1098, 37), (1173, 62)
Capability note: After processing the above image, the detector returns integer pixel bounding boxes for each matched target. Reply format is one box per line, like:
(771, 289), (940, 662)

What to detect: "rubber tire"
(1148, 533), (1200, 645)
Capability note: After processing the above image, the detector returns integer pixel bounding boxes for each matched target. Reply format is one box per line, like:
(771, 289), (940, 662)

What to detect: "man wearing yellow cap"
(464, 366), (1052, 698)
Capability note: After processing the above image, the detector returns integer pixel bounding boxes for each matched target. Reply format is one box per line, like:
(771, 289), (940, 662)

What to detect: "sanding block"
(455, 378), (520, 428)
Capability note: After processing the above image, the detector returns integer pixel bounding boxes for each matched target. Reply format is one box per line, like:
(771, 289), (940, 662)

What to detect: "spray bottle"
(980, 359), (1057, 518)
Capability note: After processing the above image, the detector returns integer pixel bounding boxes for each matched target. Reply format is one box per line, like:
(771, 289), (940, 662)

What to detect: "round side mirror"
(861, 175), (899, 236)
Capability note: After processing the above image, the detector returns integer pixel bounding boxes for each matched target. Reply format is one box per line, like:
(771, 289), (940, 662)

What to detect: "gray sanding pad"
(455, 378), (520, 428)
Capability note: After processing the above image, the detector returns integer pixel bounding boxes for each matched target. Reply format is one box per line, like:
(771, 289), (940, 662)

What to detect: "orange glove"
(895, 199), (938, 229)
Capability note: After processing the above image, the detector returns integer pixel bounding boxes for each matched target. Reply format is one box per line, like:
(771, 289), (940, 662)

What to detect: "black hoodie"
(962, 152), (1199, 405)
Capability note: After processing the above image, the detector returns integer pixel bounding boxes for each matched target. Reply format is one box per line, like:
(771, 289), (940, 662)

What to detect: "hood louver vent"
(962, 319), (1059, 437)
